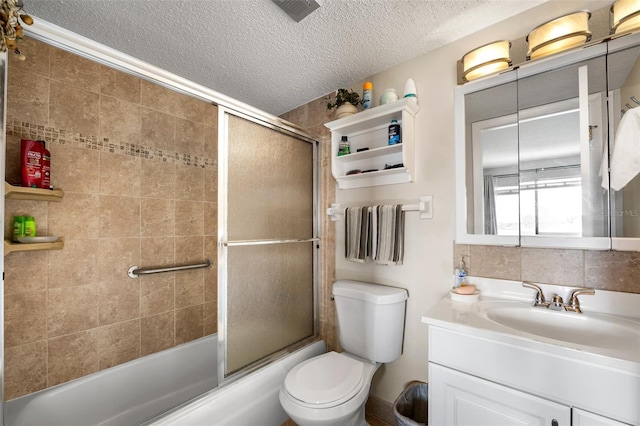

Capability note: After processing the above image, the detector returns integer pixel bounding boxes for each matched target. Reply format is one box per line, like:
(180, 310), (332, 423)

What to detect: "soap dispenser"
(453, 256), (468, 288)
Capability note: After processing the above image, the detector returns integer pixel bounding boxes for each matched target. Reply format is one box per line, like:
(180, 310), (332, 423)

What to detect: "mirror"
(516, 52), (610, 249)
(456, 32), (640, 250)
(462, 79), (518, 244)
(607, 40), (640, 246)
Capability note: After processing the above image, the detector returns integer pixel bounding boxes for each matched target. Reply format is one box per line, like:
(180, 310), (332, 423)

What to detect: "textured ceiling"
(24, 0), (547, 116)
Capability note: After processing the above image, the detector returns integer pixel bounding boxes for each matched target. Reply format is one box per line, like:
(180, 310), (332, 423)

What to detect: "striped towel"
(374, 205), (404, 265)
(345, 206), (372, 262)
(344, 205), (405, 265)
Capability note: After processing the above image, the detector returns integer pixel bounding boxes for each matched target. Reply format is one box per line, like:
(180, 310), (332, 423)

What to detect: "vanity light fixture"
(527, 10), (592, 60)
(611, 0), (640, 34)
(460, 40), (511, 83)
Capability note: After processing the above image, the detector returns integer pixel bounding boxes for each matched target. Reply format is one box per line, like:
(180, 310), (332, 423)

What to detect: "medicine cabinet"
(455, 31), (640, 251)
(325, 98), (419, 189)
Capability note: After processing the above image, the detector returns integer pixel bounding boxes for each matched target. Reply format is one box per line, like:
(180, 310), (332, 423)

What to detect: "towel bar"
(326, 195), (433, 222)
(128, 259), (212, 278)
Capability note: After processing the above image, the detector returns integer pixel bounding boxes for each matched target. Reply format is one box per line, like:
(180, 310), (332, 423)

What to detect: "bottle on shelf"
(363, 81), (373, 109)
(388, 119), (402, 145)
(38, 140), (51, 190)
(24, 216), (37, 237)
(21, 139), (42, 188)
(12, 216), (25, 242)
(338, 135), (351, 156)
(403, 78), (417, 104)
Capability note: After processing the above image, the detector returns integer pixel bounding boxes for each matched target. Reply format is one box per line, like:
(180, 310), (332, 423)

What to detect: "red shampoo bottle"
(38, 140), (51, 189)
(21, 139), (42, 188)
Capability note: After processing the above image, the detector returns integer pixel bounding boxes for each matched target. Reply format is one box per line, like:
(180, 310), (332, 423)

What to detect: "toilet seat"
(283, 352), (365, 409)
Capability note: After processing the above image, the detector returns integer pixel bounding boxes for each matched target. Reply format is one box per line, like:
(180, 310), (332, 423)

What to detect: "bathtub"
(146, 340), (326, 426)
(4, 336), (326, 426)
(5, 335), (218, 426)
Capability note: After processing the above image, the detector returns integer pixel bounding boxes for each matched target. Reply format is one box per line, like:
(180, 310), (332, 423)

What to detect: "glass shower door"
(218, 110), (317, 378)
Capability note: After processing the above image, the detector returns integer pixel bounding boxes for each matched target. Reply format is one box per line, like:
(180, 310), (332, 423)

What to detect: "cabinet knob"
(551, 419), (559, 426)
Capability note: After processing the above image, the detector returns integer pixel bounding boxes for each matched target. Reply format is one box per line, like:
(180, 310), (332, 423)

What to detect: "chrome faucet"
(522, 282), (549, 308)
(548, 294), (565, 311)
(564, 288), (595, 313)
(522, 283), (595, 314)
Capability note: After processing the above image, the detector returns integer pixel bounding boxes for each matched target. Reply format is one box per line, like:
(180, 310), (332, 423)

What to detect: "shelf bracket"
(326, 203), (341, 222)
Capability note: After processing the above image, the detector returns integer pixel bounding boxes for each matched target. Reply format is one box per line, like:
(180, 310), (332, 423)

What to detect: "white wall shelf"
(325, 98), (420, 189)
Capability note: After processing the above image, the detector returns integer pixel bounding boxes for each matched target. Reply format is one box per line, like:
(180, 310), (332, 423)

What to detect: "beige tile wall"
(3, 37), (218, 400)
(454, 244), (640, 294)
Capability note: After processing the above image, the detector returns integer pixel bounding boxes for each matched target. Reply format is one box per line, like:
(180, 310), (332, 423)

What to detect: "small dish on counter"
(450, 286), (480, 302)
(17, 236), (59, 244)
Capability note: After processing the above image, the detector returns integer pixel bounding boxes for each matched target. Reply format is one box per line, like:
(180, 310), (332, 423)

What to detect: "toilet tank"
(332, 280), (408, 363)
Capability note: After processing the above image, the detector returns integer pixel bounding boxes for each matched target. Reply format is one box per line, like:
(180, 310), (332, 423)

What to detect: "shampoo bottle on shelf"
(21, 139), (42, 188)
(24, 216), (37, 238)
(12, 216), (25, 242)
(38, 140), (51, 190)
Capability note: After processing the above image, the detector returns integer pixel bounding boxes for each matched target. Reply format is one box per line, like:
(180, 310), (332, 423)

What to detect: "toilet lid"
(284, 352), (364, 407)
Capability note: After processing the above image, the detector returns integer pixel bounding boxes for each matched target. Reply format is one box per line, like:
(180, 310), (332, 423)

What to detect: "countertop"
(421, 278), (640, 371)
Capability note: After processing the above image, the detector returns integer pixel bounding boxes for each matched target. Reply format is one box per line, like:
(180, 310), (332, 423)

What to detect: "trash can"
(393, 381), (428, 426)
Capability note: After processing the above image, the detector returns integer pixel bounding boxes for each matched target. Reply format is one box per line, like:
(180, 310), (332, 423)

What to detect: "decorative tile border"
(7, 119), (216, 170)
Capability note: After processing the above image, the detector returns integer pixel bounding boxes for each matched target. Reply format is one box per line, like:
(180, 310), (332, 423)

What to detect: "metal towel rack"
(128, 259), (212, 279)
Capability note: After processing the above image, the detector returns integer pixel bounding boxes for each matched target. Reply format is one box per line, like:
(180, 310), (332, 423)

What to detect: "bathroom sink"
(483, 305), (640, 349)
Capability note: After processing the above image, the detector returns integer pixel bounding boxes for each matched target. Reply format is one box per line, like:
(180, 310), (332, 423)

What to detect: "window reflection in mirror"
(608, 43), (640, 239)
(516, 54), (609, 239)
(464, 80), (518, 236)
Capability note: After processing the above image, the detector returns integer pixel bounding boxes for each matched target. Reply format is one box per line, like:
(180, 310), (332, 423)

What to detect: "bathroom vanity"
(422, 280), (640, 426)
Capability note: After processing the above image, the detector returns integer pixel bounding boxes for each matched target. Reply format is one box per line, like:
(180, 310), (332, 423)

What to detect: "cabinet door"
(429, 363), (571, 426)
(573, 408), (631, 426)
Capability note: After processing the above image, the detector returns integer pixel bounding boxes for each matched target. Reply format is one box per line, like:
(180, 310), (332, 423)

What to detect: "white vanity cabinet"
(324, 98), (419, 189)
(429, 363), (570, 425)
(423, 282), (639, 426)
(430, 364), (631, 426)
(425, 327), (637, 426)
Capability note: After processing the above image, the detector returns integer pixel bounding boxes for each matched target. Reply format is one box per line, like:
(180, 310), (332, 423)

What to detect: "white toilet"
(279, 280), (408, 426)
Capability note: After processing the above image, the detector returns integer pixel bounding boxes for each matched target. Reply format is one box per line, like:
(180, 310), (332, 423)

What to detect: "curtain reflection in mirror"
(483, 176), (497, 234)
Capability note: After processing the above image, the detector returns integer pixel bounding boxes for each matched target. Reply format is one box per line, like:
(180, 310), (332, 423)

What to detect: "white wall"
(334, 0), (611, 403)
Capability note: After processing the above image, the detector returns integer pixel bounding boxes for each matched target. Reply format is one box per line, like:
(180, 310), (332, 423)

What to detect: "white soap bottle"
(453, 257), (468, 288)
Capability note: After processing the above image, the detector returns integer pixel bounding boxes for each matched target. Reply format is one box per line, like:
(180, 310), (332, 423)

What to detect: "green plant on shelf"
(326, 88), (363, 110)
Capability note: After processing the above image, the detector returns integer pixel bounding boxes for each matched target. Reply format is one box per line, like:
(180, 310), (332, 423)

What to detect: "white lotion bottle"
(404, 78), (417, 103)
